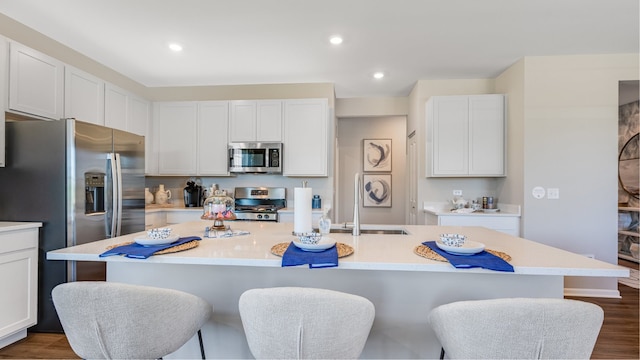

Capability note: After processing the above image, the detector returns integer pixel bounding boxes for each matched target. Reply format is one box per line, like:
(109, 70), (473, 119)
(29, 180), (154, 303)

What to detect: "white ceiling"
(0, 0), (638, 98)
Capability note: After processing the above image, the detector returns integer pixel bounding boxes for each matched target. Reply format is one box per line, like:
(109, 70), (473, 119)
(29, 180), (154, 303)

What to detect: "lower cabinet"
(145, 211), (167, 229)
(425, 213), (520, 237)
(0, 224), (39, 348)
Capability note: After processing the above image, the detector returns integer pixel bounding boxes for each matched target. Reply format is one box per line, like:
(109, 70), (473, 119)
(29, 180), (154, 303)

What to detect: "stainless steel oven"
(234, 187), (286, 222)
(228, 142), (282, 174)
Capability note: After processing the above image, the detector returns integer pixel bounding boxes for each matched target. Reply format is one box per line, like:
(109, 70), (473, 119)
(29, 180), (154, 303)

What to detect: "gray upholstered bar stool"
(428, 297), (604, 359)
(239, 287), (375, 359)
(52, 281), (213, 359)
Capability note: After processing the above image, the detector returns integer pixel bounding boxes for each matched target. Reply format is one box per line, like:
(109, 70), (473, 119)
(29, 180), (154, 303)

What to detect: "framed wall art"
(363, 174), (391, 207)
(363, 139), (392, 172)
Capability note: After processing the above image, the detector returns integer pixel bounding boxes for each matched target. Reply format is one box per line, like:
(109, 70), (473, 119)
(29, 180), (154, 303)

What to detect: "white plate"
(292, 237), (336, 252)
(435, 239), (485, 255)
(482, 208), (500, 213)
(134, 234), (180, 246)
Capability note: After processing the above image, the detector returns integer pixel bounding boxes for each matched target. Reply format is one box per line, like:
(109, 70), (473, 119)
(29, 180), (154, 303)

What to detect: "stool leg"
(198, 329), (206, 359)
(440, 347), (445, 360)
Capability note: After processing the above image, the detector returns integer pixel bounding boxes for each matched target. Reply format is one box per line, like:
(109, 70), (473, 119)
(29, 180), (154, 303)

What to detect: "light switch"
(547, 188), (560, 199)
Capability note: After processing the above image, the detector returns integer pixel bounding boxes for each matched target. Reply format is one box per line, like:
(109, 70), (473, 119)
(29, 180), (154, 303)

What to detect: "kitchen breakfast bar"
(48, 221), (627, 359)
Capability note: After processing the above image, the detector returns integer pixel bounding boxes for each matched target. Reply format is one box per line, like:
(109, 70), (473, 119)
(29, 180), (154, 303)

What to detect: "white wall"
(495, 58), (526, 233)
(337, 116), (407, 225)
(520, 54), (639, 293)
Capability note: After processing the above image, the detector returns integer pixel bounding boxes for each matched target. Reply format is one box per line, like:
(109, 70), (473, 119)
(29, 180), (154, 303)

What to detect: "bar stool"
(239, 287), (375, 359)
(428, 297), (604, 359)
(52, 281), (213, 359)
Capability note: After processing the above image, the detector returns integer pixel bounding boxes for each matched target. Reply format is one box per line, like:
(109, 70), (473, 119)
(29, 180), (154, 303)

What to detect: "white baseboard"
(564, 287), (621, 298)
(0, 329), (27, 349)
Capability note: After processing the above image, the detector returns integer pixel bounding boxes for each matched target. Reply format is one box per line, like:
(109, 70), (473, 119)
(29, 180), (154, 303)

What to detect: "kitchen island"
(48, 220), (626, 359)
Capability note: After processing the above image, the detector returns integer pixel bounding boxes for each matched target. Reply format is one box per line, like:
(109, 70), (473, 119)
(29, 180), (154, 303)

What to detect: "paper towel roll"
(294, 187), (313, 234)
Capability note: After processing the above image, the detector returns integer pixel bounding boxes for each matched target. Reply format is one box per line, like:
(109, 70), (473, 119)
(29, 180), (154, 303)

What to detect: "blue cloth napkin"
(282, 242), (338, 268)
(423, 241), (514, 272)
(99, 236), (201, 259)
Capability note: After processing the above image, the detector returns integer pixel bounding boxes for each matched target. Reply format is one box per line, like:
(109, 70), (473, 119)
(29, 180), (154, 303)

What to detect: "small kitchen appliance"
(228, 142), (282, 174)
(183, 180), (203, 207)
(234, 187), (286, 222)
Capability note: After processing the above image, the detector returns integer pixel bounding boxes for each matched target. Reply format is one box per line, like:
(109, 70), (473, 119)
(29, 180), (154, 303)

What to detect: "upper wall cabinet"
(426, 94), (505, 177)
(152, 101), (230, 176)
(229, 100), (282, 142)
(283, 98), (328, 177)
(197, 101), (230, 175)
(105, 83), (150, 137)
(64, 66), (105, 125)
(9, 42), (64, 120)
(154, 102), (198, 175)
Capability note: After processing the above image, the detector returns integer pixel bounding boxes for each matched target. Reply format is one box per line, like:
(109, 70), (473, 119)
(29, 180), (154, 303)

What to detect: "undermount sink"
(326, 228), (409, 235)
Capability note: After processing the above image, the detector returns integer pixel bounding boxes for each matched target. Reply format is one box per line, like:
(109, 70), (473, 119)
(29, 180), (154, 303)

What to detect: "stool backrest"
(52, 281), (212, 359)
(428, 298), (604, 359)
(239, 287), (375, 359)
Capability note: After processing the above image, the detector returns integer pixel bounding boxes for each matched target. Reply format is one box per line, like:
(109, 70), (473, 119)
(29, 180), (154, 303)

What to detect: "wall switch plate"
(453, 190), (462, 196)
(532, 186), (545, 199)
(547, 188), (560, 199)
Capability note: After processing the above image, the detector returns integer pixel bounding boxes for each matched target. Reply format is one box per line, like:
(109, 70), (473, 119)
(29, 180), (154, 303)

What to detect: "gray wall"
(337, 116), (406, 224)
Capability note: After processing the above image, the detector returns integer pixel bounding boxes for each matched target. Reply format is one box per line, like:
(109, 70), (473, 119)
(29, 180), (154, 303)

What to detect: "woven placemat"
(106, 240), (199, 255)
(271, 242), (354, 258)
(414, 244), (511, 262)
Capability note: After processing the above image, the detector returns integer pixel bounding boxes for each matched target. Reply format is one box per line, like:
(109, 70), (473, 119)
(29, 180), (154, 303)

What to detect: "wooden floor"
(0, 264), (637, 359)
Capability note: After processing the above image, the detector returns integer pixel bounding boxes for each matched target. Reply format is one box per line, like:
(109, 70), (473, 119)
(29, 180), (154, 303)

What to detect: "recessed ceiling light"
(373, 72), (385, 79)
(329, 36), (343, 45)
(168, 43), (183, 52)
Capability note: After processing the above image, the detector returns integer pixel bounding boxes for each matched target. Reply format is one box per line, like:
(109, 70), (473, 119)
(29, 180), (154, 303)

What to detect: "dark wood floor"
(1, 263), (637, 359)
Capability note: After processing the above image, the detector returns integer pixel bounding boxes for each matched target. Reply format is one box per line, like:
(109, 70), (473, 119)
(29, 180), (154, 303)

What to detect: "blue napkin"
(282, 242), (338, 268)
(100, 236), (201, 259)
(423, 241), (514, 272)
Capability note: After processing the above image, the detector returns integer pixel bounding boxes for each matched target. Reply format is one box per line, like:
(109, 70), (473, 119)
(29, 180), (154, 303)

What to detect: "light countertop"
(48, 220), (625, 277)
(424, 202), (521, 217)
(0, 221), (43, 233)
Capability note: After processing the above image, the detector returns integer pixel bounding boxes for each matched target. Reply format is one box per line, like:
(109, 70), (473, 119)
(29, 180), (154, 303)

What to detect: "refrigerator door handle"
(108, 153), (119, 238)
(114, 153), (123, 237)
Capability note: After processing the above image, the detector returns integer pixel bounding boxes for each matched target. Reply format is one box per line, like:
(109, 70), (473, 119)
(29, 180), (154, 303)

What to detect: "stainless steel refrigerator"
(0, 118), (145, 332)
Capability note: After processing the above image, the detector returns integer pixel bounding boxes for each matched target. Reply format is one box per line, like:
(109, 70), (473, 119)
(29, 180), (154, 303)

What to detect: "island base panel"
(107, 262), (563, 359)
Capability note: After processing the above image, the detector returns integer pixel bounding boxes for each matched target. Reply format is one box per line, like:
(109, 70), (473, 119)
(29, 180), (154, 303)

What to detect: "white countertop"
(424, 202), (521, 217)
(47, 220), (625, 277)
(0, 221), (43, 232)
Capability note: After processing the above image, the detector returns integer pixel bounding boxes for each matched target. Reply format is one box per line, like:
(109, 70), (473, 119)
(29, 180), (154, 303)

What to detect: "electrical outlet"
(453, 190), (462, 196)
(547, 188), (560, 199)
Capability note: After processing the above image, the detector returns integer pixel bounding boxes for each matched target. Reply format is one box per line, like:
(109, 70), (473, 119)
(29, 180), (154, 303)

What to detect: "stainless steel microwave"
(228, 142), (282, 174)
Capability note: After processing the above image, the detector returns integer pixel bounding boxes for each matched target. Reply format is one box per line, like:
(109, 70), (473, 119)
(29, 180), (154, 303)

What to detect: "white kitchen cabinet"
(145, 211), (167, 230)
(105, 83), (150, 136)
(0, 36), (8, 167)
(283, 98), (328, 176)
(0, 223), (40, 349)
(229, 100), (282, 142)
(426, 94), (505, 177)
(64, 66), (105, 125)
(198, 101), (230, 175)
(165, 210), (202, 225)
(128, 94), (150, 137)
(425, 213), (520, 237)
(154, 102), (198, 174)
(9, 42), (64, 120)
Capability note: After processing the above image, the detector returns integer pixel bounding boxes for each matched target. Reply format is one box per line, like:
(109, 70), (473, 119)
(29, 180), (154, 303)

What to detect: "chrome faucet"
(353, 173), (361, 236)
